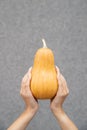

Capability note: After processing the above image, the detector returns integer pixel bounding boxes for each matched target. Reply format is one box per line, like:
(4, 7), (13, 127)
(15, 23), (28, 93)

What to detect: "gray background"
(0, 0), (87, 130)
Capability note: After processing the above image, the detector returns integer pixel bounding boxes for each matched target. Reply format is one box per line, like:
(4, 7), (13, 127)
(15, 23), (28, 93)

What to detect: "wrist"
(25, 106), (38, 117)
(52, 106), (64, 117)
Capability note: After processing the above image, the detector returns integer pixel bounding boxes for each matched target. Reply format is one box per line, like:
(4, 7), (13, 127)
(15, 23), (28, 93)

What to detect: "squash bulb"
(30, 39), (58, 99)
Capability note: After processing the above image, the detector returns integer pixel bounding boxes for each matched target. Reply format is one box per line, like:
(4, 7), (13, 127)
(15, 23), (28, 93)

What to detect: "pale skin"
(7, 66), (78, 130)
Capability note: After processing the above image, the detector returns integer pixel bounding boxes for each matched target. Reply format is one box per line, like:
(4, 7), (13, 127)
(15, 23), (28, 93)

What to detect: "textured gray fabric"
(0, 0), (87, 130)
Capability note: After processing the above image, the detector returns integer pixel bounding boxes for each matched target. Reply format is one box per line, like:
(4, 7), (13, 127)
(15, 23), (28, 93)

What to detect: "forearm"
(7, 109), (36, 130)
(53, 108), (78, 130)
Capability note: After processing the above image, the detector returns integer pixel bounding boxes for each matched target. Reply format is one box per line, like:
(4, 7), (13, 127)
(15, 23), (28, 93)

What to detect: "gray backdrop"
(0, 0), (87, 130)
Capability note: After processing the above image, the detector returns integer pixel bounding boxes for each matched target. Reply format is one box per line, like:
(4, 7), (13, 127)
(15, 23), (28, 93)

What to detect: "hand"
(20, 67), (39, 113)
(7, 67), (39, 130)
(50, 67), (78, 130)
(50, 66), (69, 113)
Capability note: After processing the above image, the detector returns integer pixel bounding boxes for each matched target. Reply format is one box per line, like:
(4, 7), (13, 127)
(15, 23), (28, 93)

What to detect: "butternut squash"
(30, 39), (58, 99)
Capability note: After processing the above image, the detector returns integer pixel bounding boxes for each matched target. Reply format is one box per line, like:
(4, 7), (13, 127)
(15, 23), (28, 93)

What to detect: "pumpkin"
(30, 39), (58, 99)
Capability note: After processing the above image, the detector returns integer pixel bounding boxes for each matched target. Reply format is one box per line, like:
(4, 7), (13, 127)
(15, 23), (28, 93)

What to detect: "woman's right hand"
(7, 67), (39, 130)
(20, 67), (39, 113)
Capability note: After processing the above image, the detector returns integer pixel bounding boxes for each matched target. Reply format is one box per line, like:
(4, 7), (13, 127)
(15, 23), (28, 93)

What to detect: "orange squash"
(30, 39), (58, 99)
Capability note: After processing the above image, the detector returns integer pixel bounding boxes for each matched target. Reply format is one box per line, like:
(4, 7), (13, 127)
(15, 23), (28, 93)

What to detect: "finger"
(57, 73), (66, 92)
(55, 66), (60, 73)
(22, 73), (28, 84)
(28, 66), (32, 75)
(21, 72), (29, 89)
(22, 67), (32, 84)
(24, 73), (32, 94)
(27, 67), (32, 79)
(56, 76), (63, 96)
(55, 66), (61, 79)
(21, 78), (32, 97)
(60, 74), (69, 95)
(66, 85), (69, 94)
(58, 74), (62, 86)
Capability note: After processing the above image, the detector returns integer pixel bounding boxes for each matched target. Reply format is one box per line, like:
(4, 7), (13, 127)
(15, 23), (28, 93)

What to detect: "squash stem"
(42, 39), (47, 48)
